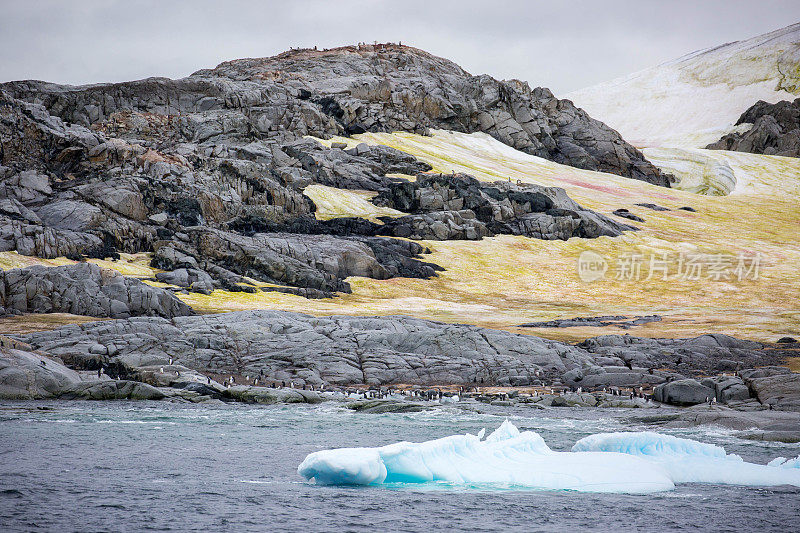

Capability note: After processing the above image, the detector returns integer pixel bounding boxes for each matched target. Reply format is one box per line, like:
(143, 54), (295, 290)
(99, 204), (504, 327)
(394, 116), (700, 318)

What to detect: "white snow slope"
(565, 23), (800, 148)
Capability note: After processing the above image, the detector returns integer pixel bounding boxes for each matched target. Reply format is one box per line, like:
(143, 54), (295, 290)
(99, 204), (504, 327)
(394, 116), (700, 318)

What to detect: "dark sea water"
(1, 401), (798, 532)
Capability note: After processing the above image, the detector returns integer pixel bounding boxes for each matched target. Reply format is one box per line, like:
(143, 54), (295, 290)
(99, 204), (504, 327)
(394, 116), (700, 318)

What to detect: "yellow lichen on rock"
(303, 184), (405, 221)
(183, 130), (798, 341)
(0, 251), (159, 278)
(3, 130), (798, 342)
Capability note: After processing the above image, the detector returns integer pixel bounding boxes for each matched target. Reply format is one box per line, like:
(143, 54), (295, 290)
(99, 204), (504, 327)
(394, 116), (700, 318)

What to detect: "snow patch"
(565, 23), (800, 148)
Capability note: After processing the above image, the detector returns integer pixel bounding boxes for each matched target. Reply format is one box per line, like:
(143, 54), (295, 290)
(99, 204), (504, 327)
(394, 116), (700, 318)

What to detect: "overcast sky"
(2, 1), (798, 95)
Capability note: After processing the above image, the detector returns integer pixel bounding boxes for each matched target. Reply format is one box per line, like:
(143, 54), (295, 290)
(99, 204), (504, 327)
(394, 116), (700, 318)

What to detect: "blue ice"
(298, 421), (800, 493)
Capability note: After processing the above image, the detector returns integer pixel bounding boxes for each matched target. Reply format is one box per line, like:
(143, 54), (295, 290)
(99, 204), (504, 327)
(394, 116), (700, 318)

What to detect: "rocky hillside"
(708, 98), (800, 157)
(4, 44), (667, 185)
(0, 44), (660, 299)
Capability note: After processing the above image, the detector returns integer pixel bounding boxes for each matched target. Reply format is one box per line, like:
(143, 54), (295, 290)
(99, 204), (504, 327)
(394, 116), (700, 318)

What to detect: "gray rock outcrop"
(57, 380), (165, 400)
(653, 379), (715, 406)
(22, 310), (598, 387)
(224, 386), (322, 404)
(0, 345), (81, 399)
(0, 341), (164, 400)
(742, 370), (800, 411)
(700, 375), (751, 404)
(1, 44), (664, 299)
(707, 97), (800, 157)
(6, 308), (797, 413)
(577, 334), (766, 376)
(563, 365), (670, 389)
(0, 88), (438, 298)
(0, 263), (193, 318)
(372, 173), (635, 240)
(19, 310), (791, 397)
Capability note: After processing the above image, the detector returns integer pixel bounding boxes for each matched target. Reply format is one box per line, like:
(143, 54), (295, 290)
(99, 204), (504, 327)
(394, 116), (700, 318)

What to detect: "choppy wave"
(298, 421), (800, 494)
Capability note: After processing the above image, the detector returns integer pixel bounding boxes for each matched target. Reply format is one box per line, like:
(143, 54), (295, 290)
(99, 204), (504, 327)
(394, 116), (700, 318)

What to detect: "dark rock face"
(653, 379), (715, 406)
(0, 80), (629, 300)
(150, 228), (440, 297)
(707, 98), (800, 157)
(611, 209), (644, 223)
(635, 203), (670, 212)
(373, 173), (636, 240)
(0, 263), (193, 318)
(0, 88), (439, 297)
(280, 138), (431, 191)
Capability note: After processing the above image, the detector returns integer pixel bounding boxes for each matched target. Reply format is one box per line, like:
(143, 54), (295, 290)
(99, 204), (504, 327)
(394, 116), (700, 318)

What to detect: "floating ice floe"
(298, 421), (800, 493)
(572, 432), (800, 487)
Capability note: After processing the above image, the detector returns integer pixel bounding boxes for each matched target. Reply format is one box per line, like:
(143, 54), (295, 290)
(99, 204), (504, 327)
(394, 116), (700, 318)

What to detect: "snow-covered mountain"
(565, 23), (800, 148)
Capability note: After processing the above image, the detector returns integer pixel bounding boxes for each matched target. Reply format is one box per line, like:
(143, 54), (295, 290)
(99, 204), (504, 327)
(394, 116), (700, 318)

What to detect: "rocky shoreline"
(2, 309), (798, 441)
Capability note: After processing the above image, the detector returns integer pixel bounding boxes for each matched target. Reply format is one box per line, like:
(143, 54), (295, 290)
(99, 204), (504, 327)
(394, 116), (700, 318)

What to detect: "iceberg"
(298, 421), (800, 493)
(572, 432), (800, 488)
(299, 420), (674, 493)
(768, 456), (800, 469)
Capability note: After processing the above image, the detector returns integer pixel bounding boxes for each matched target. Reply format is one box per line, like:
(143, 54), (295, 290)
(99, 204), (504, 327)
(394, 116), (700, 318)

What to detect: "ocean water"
(1, 401), (798, 532)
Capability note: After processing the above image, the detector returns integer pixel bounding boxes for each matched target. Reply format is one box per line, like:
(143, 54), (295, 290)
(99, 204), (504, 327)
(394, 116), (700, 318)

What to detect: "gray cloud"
(1, 0), (798, 95)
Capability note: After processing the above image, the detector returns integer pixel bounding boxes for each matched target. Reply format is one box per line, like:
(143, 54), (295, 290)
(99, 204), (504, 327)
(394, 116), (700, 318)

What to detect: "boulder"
(707, 97), (800, 157)
(700, 375), (751, 403)
(155, 268), (215, 293)
(745, 373), (800, 411)
(653, 379), (715, 406)
(224, 386), (322, 404)
(0, 346), (81, 399)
